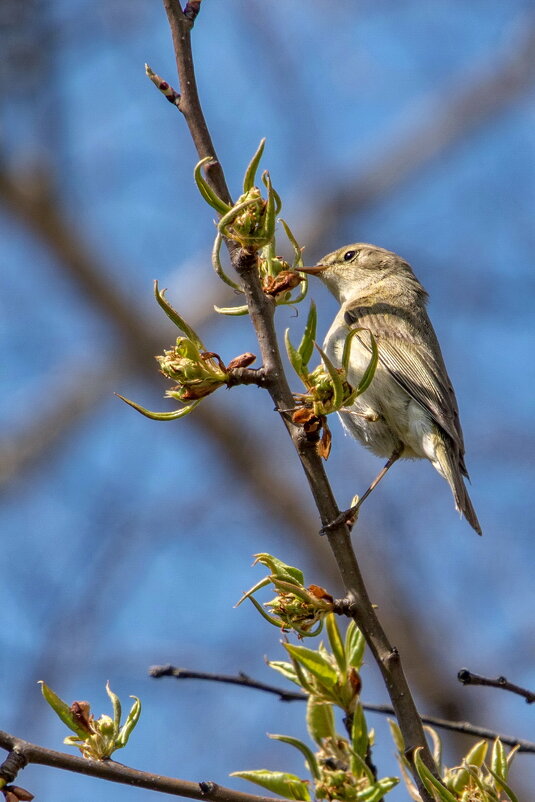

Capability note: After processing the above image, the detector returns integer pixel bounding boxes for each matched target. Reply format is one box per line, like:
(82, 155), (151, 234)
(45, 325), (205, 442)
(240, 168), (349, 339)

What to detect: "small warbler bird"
(300, 243), (481, 535)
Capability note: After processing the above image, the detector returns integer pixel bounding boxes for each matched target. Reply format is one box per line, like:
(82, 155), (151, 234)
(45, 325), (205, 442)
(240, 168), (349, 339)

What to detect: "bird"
(299, 243), (482, 535)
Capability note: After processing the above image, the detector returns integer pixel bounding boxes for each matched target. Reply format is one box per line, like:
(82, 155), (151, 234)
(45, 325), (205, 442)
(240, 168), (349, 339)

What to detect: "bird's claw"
(320, 504), (359, 535)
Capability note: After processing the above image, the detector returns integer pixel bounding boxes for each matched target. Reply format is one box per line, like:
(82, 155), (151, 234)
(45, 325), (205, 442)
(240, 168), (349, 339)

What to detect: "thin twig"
(161, 6), (439, 799)
(0, 730), (275, 802)
(458, 669), (535, 704)
(150, 666), (535, 754)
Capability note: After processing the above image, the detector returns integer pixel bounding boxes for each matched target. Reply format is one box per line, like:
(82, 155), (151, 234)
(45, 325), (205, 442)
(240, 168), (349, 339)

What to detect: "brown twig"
(161, 5), (439, 799)
(150, 666), (535, 754)
(458, 669), (535, 704)
(0, 731), (274, 802)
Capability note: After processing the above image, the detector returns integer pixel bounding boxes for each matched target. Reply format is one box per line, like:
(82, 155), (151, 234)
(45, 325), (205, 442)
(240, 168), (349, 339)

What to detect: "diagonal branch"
(0, 730), (274, 802)
(161, 4), (438, 799)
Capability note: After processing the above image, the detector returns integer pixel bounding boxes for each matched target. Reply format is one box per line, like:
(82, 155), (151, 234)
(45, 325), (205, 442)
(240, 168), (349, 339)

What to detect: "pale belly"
(324, 319), (437, 461)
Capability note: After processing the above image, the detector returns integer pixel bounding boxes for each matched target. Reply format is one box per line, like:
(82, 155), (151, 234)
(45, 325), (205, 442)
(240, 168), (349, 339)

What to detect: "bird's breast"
(322, 316), (433, 459)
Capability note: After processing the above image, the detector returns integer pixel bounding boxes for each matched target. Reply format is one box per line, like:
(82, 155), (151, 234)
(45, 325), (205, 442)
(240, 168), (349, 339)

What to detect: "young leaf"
(267, 660), (301, 687)
(115, 696), (141, 749)
(345, 621), (366, 669)
(491, 737), (507, 787)
(246, 594), (286, 628)
(465, 739), (488, 768)
(261, 171), (277, 242)
(285, 329), (304, 379)
(194, 157), (230, 215)
(211, 232), (243, 292)
(253, 554), (304, 586)
(414, 748), (457, 802)
(242, 139), (266, 193)
(351, 703), (369, 759)
(154, 282), (205, 350)
(116, 395), (201, 421)
(268, 734), (320, 779)
(39, 682), (90, 739)
(105, 681), (121, 736)
(316, 344), (344, 411)
(423, 726), (443, 775)
(356, 778), (399, 801)
(486, 767), (519, 802)
(297, 302), (317, 369)
(284, 644), (338, 688)
(306, 697), (335, 745)
(325, 613), (345, 674)
(230, 771), (310, 801)
(214, 304), (250, 316)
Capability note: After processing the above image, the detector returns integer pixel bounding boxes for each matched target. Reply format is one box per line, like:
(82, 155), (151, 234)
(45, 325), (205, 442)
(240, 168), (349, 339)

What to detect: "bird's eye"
(343, 250), (357, 262)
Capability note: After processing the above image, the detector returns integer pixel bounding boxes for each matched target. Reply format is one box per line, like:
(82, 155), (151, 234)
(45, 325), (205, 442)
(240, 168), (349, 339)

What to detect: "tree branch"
(161, 5), (439, 799)
(458, 669), (535, 704)
(0, 731), (274, 802)
(150, 666), (535, 754)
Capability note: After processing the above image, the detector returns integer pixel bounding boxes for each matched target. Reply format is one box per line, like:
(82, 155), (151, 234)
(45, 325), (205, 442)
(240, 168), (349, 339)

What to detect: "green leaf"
(297, 302), (317, 369)
(356, 778), (399, 801)
(116, 394), (201, 421)
(279, 219), (303, 269)
(325, 613), (345, 674)
(465, 739), (488, 768)
(285, 329), (304, 380)
(230, 771), (310, 801)
(261, 171), (277, 243)
(354, 331), (378, 395)
(487, 767), (519, 802)
(39, 681), (90, 739)
(268, 734), (320, 779)
(253, 554), (304, 586)
(246, 594), (286, 628)
(348, 749), (374, 784)
(316, 344), (344, 411)
(423, 726), (443, 775)
(105, 681), (121, 737)
(491, 737), (507, 786)
(284, 644), (338, 688)
(267, 660), (301, 687)
(414, 748), (457, 802)
(194, 157), (230, 215)
(242, 139), (266, 193)
(235, 576), (271, 607)
(387, 719), (404, 755)
(153, 282), (205, 349)
(211, 232), (244, 292)
(306, 697), (335, 745)
(343, 329), (379, 406)
(115, 696), (141, 749)
(214, 304), (250, 316)
(345, 622), (366, 670)
(351, 703), (369, 759)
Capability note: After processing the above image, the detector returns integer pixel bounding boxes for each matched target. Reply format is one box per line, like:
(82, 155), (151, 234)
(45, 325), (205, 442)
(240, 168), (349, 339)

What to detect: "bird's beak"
(298, 264), (328, 275)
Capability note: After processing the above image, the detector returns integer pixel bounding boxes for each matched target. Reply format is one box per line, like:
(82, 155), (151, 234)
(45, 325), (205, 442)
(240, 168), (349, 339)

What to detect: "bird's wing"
(344, 302), (466, 457)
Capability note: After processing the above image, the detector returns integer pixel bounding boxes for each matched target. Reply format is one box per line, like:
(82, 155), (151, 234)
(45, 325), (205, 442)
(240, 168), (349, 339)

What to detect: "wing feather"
(344, 301), (466, 459)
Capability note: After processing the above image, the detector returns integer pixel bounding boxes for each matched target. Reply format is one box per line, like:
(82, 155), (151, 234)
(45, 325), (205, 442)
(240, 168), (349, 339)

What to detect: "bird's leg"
(320, 445), (403, 534)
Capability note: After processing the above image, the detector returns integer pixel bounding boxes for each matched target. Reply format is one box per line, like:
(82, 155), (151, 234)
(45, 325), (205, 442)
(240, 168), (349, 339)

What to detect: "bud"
(157, 338), (228, 402)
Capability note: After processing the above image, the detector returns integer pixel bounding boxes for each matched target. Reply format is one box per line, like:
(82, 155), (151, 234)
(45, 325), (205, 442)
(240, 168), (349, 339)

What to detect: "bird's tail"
(434, 437), (482, 535)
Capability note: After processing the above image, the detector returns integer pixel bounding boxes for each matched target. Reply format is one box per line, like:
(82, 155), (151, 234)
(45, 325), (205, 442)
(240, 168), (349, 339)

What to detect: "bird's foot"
(320, 503), (360, 535)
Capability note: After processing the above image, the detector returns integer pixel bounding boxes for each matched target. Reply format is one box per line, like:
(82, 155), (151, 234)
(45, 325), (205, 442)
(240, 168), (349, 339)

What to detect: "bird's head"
(299, 243), (425, 306)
